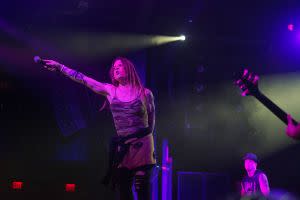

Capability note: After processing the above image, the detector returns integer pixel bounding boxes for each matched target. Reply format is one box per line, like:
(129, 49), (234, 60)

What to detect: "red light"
(12, 181), (23, 190)
(288, 24), (294, 31)
(65, 183), (76, 192)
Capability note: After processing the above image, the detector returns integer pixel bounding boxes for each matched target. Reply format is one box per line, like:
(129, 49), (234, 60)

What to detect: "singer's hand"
(43, 60), (62, 71)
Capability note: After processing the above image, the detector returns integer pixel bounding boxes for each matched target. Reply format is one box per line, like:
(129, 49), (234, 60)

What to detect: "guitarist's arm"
(286, 114), (300, 139)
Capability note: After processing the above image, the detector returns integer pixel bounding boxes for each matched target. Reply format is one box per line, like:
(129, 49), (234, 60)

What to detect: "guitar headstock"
(235, 69), (260, 96)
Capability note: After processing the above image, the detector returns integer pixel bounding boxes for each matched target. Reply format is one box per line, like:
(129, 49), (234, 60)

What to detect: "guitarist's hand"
(286, 114), (300, 139)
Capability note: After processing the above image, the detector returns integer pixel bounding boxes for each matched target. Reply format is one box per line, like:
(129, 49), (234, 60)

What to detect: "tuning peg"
(247, 73), (253, 81)
(253, 75), (259, 84)
(242, 69), (249, 78)
(242, 89), (249, 96)
(235, 79), (243, 86)
(239, 84), (246, 90)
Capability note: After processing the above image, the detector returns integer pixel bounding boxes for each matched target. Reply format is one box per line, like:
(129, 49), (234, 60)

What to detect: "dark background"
(1, 0), (300, 199)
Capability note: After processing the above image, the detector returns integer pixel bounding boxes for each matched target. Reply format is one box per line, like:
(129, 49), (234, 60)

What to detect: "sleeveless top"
(110, 91), (148, 136)
(109, 89), (156, 169)
(241, 170), (264, 195)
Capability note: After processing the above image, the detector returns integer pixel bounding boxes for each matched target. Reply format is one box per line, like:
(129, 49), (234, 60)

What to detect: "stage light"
(179, 35), (186, 41)
(11, 181), (23, 190)
(288, 24), (294, 31)
(42, 33), (188, 58)
(65, 183), (76, 192)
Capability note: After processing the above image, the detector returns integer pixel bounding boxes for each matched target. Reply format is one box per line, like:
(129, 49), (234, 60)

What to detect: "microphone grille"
(33, 56), (41, 63)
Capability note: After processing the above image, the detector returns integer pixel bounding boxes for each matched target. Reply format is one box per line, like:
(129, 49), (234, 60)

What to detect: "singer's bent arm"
(60, 65), (113, 96)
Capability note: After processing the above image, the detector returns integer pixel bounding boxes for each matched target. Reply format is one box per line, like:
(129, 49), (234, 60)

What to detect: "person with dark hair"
(241, 153), (270, 198)
(42, 57), (156, 200)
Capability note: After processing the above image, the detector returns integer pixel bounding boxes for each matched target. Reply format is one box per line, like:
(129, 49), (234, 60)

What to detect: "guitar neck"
(253, 91), (298, 125)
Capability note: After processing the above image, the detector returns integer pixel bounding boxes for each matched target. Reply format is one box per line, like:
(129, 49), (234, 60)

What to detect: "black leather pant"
(117, 165), (154, 200)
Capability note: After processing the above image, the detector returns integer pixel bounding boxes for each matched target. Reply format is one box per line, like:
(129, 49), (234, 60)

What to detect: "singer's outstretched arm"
(43, 59), (113, 96)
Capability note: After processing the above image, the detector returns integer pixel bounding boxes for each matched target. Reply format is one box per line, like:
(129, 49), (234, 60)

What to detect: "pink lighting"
(288, 24), (294, 31)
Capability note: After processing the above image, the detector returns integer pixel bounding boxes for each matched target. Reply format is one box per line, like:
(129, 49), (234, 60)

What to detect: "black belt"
(102, 127), (152, 187)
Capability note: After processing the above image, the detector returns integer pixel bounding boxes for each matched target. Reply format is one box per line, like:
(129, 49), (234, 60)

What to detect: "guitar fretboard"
(254, 91), (298, 125)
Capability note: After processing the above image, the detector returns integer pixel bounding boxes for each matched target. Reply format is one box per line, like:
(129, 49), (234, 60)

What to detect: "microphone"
(34, 56), (58, 71)
(33, 56), (46, 65)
